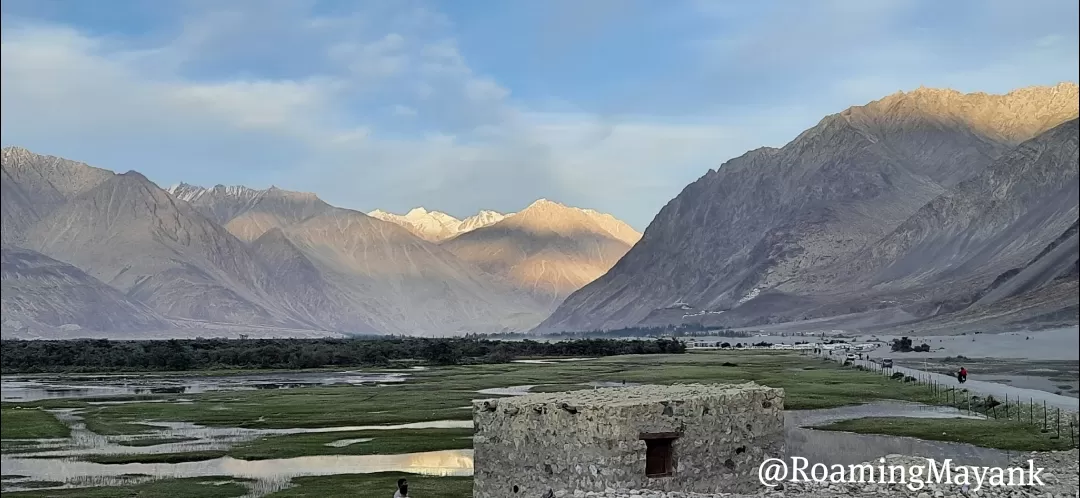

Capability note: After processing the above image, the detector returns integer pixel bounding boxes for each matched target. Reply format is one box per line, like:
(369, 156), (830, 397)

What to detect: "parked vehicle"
(882, 358), (894, 368)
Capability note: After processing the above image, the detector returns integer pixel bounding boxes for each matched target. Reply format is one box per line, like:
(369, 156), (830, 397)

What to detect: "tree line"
(0, 337), (686, 374)
(478, 323), (752, 340)
(891, 336), (931, 353)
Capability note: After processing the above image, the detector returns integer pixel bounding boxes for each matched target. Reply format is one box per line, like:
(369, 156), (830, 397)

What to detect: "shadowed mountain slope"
(275, 207), (551, 335)
(536, 84), (1079, 333)
(168, 183), (333, 242)
(23, 171), (301, 327)
(1, 146), (114, 245)
(1, 247), (171, 335)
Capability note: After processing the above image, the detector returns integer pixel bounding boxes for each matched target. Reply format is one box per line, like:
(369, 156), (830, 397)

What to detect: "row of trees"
(891, 336), (931, 352)
(0, 337), (686, 373)
(479, 323), (752, 339)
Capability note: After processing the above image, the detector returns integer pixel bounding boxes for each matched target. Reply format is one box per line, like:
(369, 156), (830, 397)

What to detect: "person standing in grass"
(394, 478), (409, 497)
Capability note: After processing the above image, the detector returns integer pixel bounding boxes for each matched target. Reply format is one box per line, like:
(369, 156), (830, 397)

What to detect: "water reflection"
(1, 450), (474, 494)
(324, 438), (374, 448)
(510, 358), (595, 364)
(1, 395), (1018, 496)
(475, 385), (535, 396)
(2, 371), (411, 402)
(784, 401), (1010, 467)
(9, 410), (471, 459)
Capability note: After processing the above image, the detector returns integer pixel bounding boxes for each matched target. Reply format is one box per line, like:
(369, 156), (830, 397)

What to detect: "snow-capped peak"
(459, 210), (507, 232)
(367, 207), (463, 242)
(166, 182), (210, 202)
(367, 200), (638, 244)
(366, 206), (507, 242)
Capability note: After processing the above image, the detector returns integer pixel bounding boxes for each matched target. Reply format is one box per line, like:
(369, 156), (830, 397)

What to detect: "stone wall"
(472, 382), (785, 498)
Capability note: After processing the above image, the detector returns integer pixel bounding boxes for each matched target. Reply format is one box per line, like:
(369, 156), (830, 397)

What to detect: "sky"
(1, 0), (1077, 230)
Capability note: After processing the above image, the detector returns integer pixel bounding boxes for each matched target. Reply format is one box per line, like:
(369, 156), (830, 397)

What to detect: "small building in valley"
(471, 382), (785, 497)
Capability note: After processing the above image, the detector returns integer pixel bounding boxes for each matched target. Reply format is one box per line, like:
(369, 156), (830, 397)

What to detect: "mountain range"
(1, 149), (640, 338)
(367, 207), (506, 242)
(3, 82), (1077, 338)
(536, 82), (1079, 335)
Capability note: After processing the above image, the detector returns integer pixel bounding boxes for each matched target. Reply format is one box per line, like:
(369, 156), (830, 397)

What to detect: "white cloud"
(0, 4), (747, 229)
(2, 0), (1075, 231)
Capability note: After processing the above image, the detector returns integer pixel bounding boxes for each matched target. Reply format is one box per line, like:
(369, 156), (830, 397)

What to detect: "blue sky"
(2, 0), (1077, 229)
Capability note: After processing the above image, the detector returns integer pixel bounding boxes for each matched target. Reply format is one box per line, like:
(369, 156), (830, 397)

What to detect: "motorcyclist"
(958, 366), (968, 383)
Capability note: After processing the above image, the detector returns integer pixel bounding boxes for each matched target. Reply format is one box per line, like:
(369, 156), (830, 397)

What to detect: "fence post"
(1043, 401), (1047, 431)
(1056, 408), (1060, 437)
(1030, 398), (1033, 425)
(1004, 394), (1009, 420)
(1070, 416), (1075, 447)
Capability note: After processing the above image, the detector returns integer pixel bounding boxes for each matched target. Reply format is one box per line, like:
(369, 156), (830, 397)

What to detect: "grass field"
(10, 351), (946, 437)
(814, 416), (1076, 451)
(2, 477), (250, 498)
(1, 350), (1067, 497)
(0, 407), (71, 439)
(80, 428), (476, 464)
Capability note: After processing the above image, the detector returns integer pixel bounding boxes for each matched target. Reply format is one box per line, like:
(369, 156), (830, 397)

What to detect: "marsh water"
(1, 371), (1016, 496)
(1, 369), (421, 403)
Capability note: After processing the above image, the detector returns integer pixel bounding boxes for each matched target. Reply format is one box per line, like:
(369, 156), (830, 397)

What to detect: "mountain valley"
(536, 83), (1079, 335)
(3, 83), (1077, 338)
(1, 153), (639, 337)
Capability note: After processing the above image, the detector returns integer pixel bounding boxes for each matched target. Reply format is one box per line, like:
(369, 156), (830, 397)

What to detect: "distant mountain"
(248, 227), (382, 335)
(973, 220), (1078, 310)
(580, 208), (642, 246)
(168, 183), (332, 242)
(8, 83), (1075, 338)
(458, 210), (508, 234)
(269, 207), (550, 335)
(441, 199), (641, 303)
(368, 207), (508, 242)
(367, 200), (641, 306)
(536, 83), (1079, 334)
(1, 147), (114, 245)
(23, 171), (302, 326)
(828, 118), (1078, 299)
(1, 149), (564, 337)
(367, 207), (467, 242)
(873, 220), (1079, 334)
(1, 247), (171, 335)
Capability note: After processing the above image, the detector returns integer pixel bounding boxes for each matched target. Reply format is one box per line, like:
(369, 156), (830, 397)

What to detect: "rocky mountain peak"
(523, 198), (562, 210)
(858, 82), (1079, 145)
(1, 146), (33, 160)
(458, 210), (508, 233)
(367, 207), (460, 242)
(502, 199), (641, 243)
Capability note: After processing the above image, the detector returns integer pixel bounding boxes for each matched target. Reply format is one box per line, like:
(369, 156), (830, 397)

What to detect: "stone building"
(472, 382), (785, 497)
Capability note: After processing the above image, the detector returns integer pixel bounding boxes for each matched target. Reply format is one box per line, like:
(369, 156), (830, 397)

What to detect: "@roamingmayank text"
(758, 457), (1047, 492)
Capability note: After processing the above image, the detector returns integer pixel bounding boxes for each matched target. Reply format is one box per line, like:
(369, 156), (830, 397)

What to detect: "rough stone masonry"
(472, 382), (786, 498)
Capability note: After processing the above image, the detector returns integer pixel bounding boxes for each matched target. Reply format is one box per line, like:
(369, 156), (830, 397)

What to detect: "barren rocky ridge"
(2, 150), (638, 337)
(4, 83), (1077, 338)
(536, 83), (1079, 334)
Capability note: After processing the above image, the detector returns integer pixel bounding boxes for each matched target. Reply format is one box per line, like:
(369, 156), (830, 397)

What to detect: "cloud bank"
(2, 0), (1076, 228)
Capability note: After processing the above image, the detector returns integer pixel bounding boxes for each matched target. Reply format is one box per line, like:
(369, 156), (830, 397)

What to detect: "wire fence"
(810, 349), (1079, 449)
